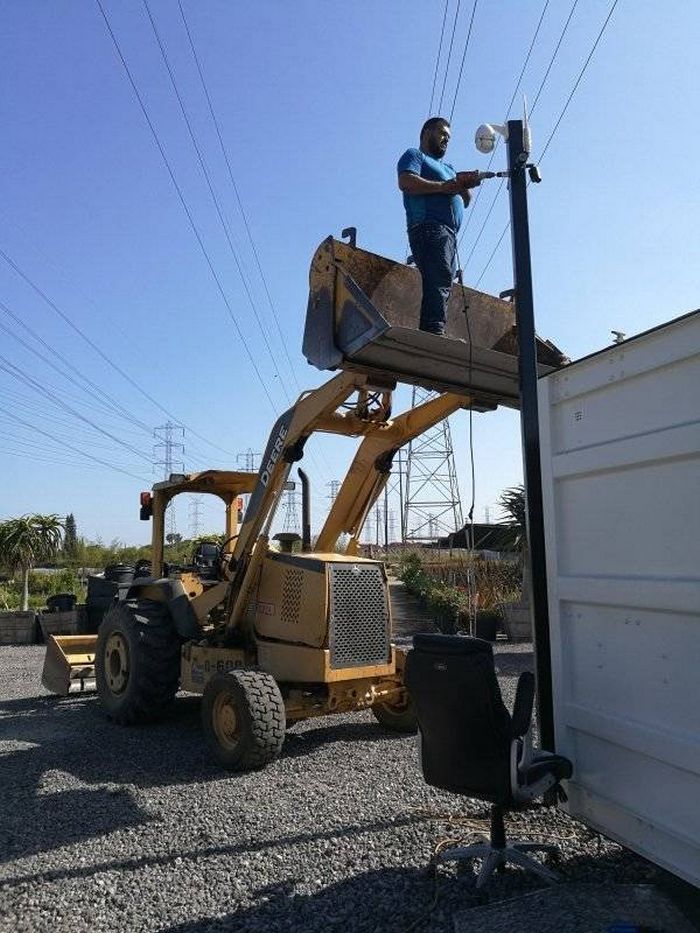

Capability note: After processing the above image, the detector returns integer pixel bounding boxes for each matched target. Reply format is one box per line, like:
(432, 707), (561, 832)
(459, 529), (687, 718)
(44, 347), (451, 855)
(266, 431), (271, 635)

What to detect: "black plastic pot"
(474, 611), (500, 642)
(46, 593), (77, 613)
(103, 564), (135, 584)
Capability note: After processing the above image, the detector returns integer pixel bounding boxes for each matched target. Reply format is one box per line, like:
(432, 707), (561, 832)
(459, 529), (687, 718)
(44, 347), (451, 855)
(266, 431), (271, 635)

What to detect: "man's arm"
(398, 171), (481, 196)
(398, 172), (460, 196)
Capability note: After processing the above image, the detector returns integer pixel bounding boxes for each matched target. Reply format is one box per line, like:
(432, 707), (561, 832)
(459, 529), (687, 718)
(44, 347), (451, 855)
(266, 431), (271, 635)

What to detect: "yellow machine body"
(40, 236), (565, 743)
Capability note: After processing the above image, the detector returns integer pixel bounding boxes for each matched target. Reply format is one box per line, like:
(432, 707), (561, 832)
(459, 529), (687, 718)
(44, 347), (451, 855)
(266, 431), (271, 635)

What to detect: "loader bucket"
(303, 237), (566, 407)
(41, 634), (98, 696)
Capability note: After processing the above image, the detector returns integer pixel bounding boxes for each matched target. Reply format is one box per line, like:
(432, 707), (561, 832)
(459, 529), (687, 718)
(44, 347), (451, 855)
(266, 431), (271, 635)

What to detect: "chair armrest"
(511, 670), (535, 738)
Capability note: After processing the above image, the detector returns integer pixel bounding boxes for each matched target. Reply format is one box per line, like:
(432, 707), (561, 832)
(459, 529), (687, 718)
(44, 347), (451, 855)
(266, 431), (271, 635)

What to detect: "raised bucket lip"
(303, 236), (566, 403)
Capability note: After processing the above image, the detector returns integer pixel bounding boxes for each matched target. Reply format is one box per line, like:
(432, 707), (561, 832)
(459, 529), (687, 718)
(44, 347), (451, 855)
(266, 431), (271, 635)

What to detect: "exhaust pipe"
(298, 468), (311, 552)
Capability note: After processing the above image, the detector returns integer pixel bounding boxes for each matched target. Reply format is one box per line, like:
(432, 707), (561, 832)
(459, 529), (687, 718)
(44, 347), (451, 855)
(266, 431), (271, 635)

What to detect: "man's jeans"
(408, 221), (457, 335)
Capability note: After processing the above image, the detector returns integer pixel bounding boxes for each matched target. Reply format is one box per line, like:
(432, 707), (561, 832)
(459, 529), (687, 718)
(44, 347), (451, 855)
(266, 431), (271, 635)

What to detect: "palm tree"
(0, 514), (64, 610)
(498, 485), (528, 600)
(498, 485), (526, 547)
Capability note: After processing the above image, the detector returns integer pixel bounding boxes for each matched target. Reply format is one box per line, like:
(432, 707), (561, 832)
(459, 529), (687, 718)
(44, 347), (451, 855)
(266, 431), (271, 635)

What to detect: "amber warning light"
(140, 491), (153, 521)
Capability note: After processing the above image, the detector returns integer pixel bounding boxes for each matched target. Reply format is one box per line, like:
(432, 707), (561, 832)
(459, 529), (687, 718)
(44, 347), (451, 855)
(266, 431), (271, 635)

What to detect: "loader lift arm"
(225, 370), (394, 634)
(315, 390), (487, 554)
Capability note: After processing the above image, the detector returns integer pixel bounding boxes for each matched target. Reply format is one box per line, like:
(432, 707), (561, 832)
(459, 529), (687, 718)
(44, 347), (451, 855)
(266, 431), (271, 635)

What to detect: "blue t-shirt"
(397, 147), (463, 231)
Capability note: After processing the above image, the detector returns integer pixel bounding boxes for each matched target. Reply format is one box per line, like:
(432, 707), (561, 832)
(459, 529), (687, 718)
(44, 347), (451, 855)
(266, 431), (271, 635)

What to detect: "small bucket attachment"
(303, 237), (566, 407)
(41, 634), (98, 696)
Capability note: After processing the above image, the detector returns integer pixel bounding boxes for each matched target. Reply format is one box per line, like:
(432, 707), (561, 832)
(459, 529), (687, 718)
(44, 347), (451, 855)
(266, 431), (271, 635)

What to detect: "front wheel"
(96, 599), (181, 724)
(201, 670), (286, 771)
(371, 693), (418, 733)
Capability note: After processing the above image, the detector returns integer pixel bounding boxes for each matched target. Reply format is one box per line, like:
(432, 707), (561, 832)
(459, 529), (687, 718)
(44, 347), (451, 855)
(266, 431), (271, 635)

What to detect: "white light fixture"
(474, 123), (508, 154)
(475, 98), (532, 156)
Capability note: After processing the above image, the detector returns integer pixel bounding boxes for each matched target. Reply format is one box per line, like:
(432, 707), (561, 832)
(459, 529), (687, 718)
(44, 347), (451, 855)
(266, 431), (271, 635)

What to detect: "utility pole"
(237, 448), (261, 473)
(188, 496), (202, 538)
(154, 422), (185, 538)
(404, 390), (463, 543)
(237, 449), (261, 511)
(505, 117), (554, 750)
(282, 485), (299, 534)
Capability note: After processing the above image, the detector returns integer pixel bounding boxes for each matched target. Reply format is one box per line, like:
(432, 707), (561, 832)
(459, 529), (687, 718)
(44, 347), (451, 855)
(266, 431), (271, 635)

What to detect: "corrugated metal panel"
(539, 310), (700, 888)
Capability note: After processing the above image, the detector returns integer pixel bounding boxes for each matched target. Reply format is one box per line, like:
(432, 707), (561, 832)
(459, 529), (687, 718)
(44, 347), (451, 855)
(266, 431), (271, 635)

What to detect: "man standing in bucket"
(398, 117), (481, 335)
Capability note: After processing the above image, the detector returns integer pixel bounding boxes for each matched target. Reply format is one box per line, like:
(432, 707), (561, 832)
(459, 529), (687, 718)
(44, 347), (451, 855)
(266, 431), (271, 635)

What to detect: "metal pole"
(398, 449), (406, 544)
(384, 484), (389, 553)
(506, 119), (554, 751)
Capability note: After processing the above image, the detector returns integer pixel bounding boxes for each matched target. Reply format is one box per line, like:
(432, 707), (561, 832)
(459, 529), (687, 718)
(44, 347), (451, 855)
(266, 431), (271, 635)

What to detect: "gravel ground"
(0, 644), (696, 933)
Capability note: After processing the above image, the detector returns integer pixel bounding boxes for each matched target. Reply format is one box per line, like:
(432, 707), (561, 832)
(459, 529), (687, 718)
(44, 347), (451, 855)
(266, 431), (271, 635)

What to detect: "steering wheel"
(217, 535), (239, 577)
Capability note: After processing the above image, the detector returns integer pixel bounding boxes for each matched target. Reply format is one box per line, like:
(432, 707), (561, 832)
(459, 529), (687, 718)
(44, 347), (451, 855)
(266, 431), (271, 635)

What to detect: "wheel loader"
(42, 235), (565, 771)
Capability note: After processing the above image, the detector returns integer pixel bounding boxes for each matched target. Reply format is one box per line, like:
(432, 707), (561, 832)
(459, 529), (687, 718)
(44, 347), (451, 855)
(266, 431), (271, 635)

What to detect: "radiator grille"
(280, 569), (303, 625)
(329, 563), (390, 669)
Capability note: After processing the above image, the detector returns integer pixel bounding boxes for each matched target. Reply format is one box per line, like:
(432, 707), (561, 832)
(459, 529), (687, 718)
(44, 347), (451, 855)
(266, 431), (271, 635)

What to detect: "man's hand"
(456, 170), (482, 189)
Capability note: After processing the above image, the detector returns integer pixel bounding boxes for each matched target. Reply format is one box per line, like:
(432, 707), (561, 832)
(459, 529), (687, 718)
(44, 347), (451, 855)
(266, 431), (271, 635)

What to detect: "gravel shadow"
(157, 864), (439, 933)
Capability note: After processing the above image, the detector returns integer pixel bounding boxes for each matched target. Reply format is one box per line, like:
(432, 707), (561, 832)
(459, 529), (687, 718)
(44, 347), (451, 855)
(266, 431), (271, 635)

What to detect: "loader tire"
(371, 694), (418, 734)
(96, 599), (180, 724)
(202, 670), (285, 772)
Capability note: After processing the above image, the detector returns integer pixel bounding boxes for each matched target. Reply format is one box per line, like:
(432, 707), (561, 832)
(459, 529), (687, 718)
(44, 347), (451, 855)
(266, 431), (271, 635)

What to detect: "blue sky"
(1, 0), (698, 545)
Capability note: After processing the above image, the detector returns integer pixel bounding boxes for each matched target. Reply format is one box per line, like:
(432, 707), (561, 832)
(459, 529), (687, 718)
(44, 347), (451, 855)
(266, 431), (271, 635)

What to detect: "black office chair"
(405, 633), (572, 888)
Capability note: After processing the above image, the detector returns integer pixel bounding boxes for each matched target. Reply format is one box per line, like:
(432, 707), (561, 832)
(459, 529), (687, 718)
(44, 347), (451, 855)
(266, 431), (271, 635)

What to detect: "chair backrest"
(405, 634), (514, 804)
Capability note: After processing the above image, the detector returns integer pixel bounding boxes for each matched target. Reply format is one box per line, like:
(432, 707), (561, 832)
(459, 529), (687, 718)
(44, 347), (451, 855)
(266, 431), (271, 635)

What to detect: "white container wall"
(538, 310), (700, 888)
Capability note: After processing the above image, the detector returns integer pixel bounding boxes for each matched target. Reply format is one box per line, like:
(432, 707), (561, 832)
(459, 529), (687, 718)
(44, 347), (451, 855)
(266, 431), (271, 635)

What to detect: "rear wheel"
(372, 692), (418, 733)
(96, 599), (180, 724)
(201, 670), (286, 771)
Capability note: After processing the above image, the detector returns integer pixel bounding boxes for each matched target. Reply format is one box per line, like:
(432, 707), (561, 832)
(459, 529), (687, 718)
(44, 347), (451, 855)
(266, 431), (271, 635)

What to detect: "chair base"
(437, 840), (562, 889)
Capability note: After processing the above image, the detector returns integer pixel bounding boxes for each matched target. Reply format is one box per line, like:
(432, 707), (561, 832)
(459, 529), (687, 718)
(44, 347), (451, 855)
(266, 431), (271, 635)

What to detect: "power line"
(428, 0), (450, 115)
(95, 0), (278, 415)
(177, 0), (304, 394)
(0, 354), (153, 463)
(438, 0), (462, 113)
(0, 305), (153, 434)
(143, 0), (292, 405)
(473, 0), (622, 288)
(459, 0), (551, 247)
(460, 0), (580, 268)
(0, 405), (151, 483)
(0, 243), (235, 458)
(538, 0), (620, 163)
(530, 0), (581, 114)
(448, 0), (479, 122)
